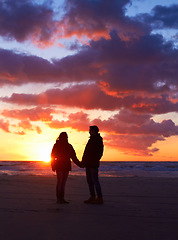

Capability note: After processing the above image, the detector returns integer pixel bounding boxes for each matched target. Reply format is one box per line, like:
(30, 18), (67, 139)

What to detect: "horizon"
(1, 159), (178, 163)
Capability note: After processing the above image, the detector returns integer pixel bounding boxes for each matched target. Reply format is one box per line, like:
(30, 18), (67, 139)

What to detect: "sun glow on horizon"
(36, 145), (52, 162)
(26, 139), (54, 163)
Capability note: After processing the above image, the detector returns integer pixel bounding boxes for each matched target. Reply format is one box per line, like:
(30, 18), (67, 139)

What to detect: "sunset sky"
(0, 0), (178, 162)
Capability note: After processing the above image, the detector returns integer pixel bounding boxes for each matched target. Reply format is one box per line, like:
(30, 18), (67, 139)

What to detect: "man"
(82, 125), (104, 204)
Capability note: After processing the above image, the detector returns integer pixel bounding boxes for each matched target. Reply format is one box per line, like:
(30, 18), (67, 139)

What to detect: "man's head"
(89, 125), (99, 136)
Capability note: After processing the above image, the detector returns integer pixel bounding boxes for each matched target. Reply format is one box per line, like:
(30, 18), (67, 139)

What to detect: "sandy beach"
(0, 175), (178, 240)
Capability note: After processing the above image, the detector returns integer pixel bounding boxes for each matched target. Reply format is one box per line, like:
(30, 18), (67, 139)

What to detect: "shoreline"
(0, 175), (178, 240)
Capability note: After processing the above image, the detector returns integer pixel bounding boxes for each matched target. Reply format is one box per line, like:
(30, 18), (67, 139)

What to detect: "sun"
(39, 150), (51, 162)
(36, 144), (52, 162)
(42, 155), (51, 162)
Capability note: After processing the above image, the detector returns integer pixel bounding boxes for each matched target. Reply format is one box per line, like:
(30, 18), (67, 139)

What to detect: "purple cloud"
(0, 0), (58, 46)
(61, 0), (148, 40)
(141, 4), (178, 29)
(1, 84), (178, 114)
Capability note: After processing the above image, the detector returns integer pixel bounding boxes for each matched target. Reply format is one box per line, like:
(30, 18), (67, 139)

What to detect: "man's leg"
(84, 168), (96, 203)
(91, 168), (103, 204)
(91, 168), (102, 198)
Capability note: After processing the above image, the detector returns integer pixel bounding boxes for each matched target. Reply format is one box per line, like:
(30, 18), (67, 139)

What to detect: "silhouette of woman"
(51, 132), (81, 203)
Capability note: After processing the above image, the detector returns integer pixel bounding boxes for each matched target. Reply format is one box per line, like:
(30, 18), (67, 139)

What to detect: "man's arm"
(70, 145), (82, 167)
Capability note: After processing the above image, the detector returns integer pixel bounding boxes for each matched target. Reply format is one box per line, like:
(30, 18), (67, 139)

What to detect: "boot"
(57, 198), (69, 204)
(84, 196), (96, 204)
(92, 197), (104, 204)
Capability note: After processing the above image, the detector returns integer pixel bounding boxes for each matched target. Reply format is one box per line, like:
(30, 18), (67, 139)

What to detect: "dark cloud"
(61, 0), (148, 40)
(1, 30), (178, 98)
(141, 4), (178, 29)
(0, 49), (55, 85)
(0, 0), (58, 46)
(89, 32), (178, 94)
(0, 0), (150, 45)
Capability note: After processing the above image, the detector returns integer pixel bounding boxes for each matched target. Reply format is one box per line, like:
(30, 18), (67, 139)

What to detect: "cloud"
(141, 4), (178, 29)
(1, 28), (178, 98)
(48, 111), (90, 131)
(1, 107), (54, 121)
(0, 84), (122, 110)
(18, 119), (33, 130)
(36, 126), (42, 134)
(47, 109), (178, 155)
(0, 0), (59, 47)
(0, 0), (150, 46)
(89, 32), (178, 95)
(104, 134), (162, 156)
(61, 0), (148, 40)
(0, 49), (57, 85)
(0, 107), (46, 134)
(17, 120), (42, 134)
(0, 119), (10, 132)
(92, 109), (178, 137)
(0, 0), (176, 47)
(1, 107), (51, 134)
(1, 84), (178, 114)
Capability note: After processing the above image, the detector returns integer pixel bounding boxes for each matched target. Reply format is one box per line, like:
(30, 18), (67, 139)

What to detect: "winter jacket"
(51, 140), (80, 172)
(82, 134), (104, 168)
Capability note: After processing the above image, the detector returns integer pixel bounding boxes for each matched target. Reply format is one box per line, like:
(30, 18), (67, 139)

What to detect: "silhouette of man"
(82, 126), (104, 204)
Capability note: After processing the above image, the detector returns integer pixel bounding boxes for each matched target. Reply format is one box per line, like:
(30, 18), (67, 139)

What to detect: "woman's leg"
(56, 171), (69, 203)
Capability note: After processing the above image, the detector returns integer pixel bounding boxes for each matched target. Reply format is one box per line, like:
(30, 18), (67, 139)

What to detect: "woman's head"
(57, 132), (68, 143)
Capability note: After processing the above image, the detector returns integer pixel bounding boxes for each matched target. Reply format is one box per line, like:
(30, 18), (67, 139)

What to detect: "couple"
(51, 125), (104, 204)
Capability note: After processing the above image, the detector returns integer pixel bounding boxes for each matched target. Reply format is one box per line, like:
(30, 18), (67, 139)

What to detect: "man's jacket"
(82, 134), (104, 168)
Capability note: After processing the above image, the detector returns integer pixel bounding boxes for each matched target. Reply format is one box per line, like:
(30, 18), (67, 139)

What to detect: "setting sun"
(36, 145), (52, 162)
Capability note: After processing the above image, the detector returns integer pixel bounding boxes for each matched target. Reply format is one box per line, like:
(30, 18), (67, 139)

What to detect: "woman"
(51, 132), (81, 204)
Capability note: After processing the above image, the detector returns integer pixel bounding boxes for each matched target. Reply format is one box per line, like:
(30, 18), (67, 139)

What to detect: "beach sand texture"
(0, 175), (178, 240)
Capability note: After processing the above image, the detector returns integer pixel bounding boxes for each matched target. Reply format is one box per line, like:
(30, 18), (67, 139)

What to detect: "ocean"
(0, 161), (178, 177)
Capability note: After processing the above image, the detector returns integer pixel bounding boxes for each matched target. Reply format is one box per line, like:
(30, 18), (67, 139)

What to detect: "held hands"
(79, 162), (85, 168)
(76, 160), (84, 168)
(76, 158), (85, 168)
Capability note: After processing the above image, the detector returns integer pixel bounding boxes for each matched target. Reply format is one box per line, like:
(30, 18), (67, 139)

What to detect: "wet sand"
(0, 175), (178, 240)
